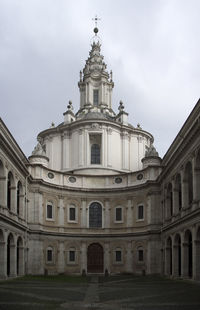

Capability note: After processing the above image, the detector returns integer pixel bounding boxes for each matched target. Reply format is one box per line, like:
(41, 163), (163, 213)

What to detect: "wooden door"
(87, 243), (104, 273)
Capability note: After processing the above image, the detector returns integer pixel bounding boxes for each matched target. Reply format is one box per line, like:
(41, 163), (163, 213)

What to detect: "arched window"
(91, 144), (100, 164)
(89, 202), (102, 228)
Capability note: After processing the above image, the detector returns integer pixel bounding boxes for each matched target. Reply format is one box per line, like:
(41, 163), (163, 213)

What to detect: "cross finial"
(92, 15), (101, 28)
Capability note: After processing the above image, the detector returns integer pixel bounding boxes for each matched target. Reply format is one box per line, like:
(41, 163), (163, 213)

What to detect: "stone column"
(57, 241), (65, 274)
(193, 239), (200, 280)
(181, 242), (189, 278)
(18, 245), (24, 276)
(126, 241), (132, 273)
(81, 242), (87, 273)
(126, 200), (133, 227)
(10, 185), (17, 214)
(122, 132), (129, 170)
(0, 241), (6, 278)
(62, 133), (70, 170)
(173, 244), (179, 277)
(107, 128), (112, 167)
(58, 197), (64, 232)
(104, 200), (110, 229)
(0, 176), (6, 207)
(10, 243), (17, 277)
(104, 242), (110, 273)
(181, 177), (188, 214)
(81, 200), (87, 228)
(78, 129), (84, 167)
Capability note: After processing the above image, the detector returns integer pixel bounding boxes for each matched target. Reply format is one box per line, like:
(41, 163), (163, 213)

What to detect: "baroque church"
(0, 25), (200, 280)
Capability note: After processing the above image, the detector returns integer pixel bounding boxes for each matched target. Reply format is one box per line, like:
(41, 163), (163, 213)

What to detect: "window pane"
(69, 207), (76, 221)
(89, 202), (102, 228)
(138, 250), (144, 261)
(69, 250), (75, 262)
(93, 90), (99, 106)
(116, 250), (121, 262)
(47, 204), (53, 219)
(138, 205), (144, 219)
(47, 249), (52, 262)
(116, 208), (122, 221)
(91, 144), (100, 164)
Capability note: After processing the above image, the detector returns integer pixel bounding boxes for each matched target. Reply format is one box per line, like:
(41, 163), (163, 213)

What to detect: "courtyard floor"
(0, 275), (200, 310)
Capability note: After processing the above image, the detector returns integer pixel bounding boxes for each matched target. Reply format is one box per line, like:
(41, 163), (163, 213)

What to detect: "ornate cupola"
(76, 23), (115, 119)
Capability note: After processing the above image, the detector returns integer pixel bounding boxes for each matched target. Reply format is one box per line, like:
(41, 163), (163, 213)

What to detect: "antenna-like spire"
(92, 15), (101, 35)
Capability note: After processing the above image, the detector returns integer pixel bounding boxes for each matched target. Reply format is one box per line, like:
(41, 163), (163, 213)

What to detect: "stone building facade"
(0, 29), (200, 280)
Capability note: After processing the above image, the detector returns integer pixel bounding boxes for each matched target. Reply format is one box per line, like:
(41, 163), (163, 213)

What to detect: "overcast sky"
(0, 0), (200, 158)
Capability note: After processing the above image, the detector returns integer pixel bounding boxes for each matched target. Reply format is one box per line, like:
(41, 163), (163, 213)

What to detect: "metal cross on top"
(92, 15), (101, 28)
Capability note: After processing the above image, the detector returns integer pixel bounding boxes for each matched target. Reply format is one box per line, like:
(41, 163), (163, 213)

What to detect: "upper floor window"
(138, 205), (144, 220)
(46, 203), (53, 220)
(115, 207), (122, 222)
(138, 248), (144, 262)
(89, 202), (102, 228)
(93, 89), (99, 106)
(68, 205), (76, 222)
(91, 144), (100, 164)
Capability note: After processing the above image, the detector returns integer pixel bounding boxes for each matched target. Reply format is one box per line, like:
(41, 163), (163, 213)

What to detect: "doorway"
(87, 243), (104, 273)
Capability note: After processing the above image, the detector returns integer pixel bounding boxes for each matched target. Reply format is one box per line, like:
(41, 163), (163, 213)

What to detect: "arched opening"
(87, 243), (104, 273)
(17, 181), (22, 216)
(17, 237), (23, 276)
(174, 174), (182, 213)
(89, 202), (102, 228)
(185, 162), (193, 205)
(7, 172), (13, 210)
(91, 144), (100, 164)
(166, 183), (173, 218)
(166, 237), (172, 276)
(174, 234), (181, 277)
(184, 230), (193, 278)
(7, 233), (14, 276)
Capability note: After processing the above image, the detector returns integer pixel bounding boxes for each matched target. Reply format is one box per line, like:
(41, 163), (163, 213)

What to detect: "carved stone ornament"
(91, 123), (100, 129)
(32, 142), (46, 156)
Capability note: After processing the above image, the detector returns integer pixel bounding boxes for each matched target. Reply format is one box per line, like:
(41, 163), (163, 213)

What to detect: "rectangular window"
(116, 208), (122, 221)
(47, 249), (53, 262)
(93, 89), (99, 106)
(116, 250), (122, 262)
(138, 250), (144, 262)
(69, 250), (75, 262)
(47, 204), (53, 219)
(69, 207), (76, 221)
(138, 205), (144, 220)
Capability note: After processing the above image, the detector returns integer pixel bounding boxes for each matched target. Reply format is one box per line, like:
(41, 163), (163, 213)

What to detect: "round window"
(48, 172), (54, 179)
(115, 177), (122, 184)
(69, 176), (76, 183)
(137, 173), (143, 180)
